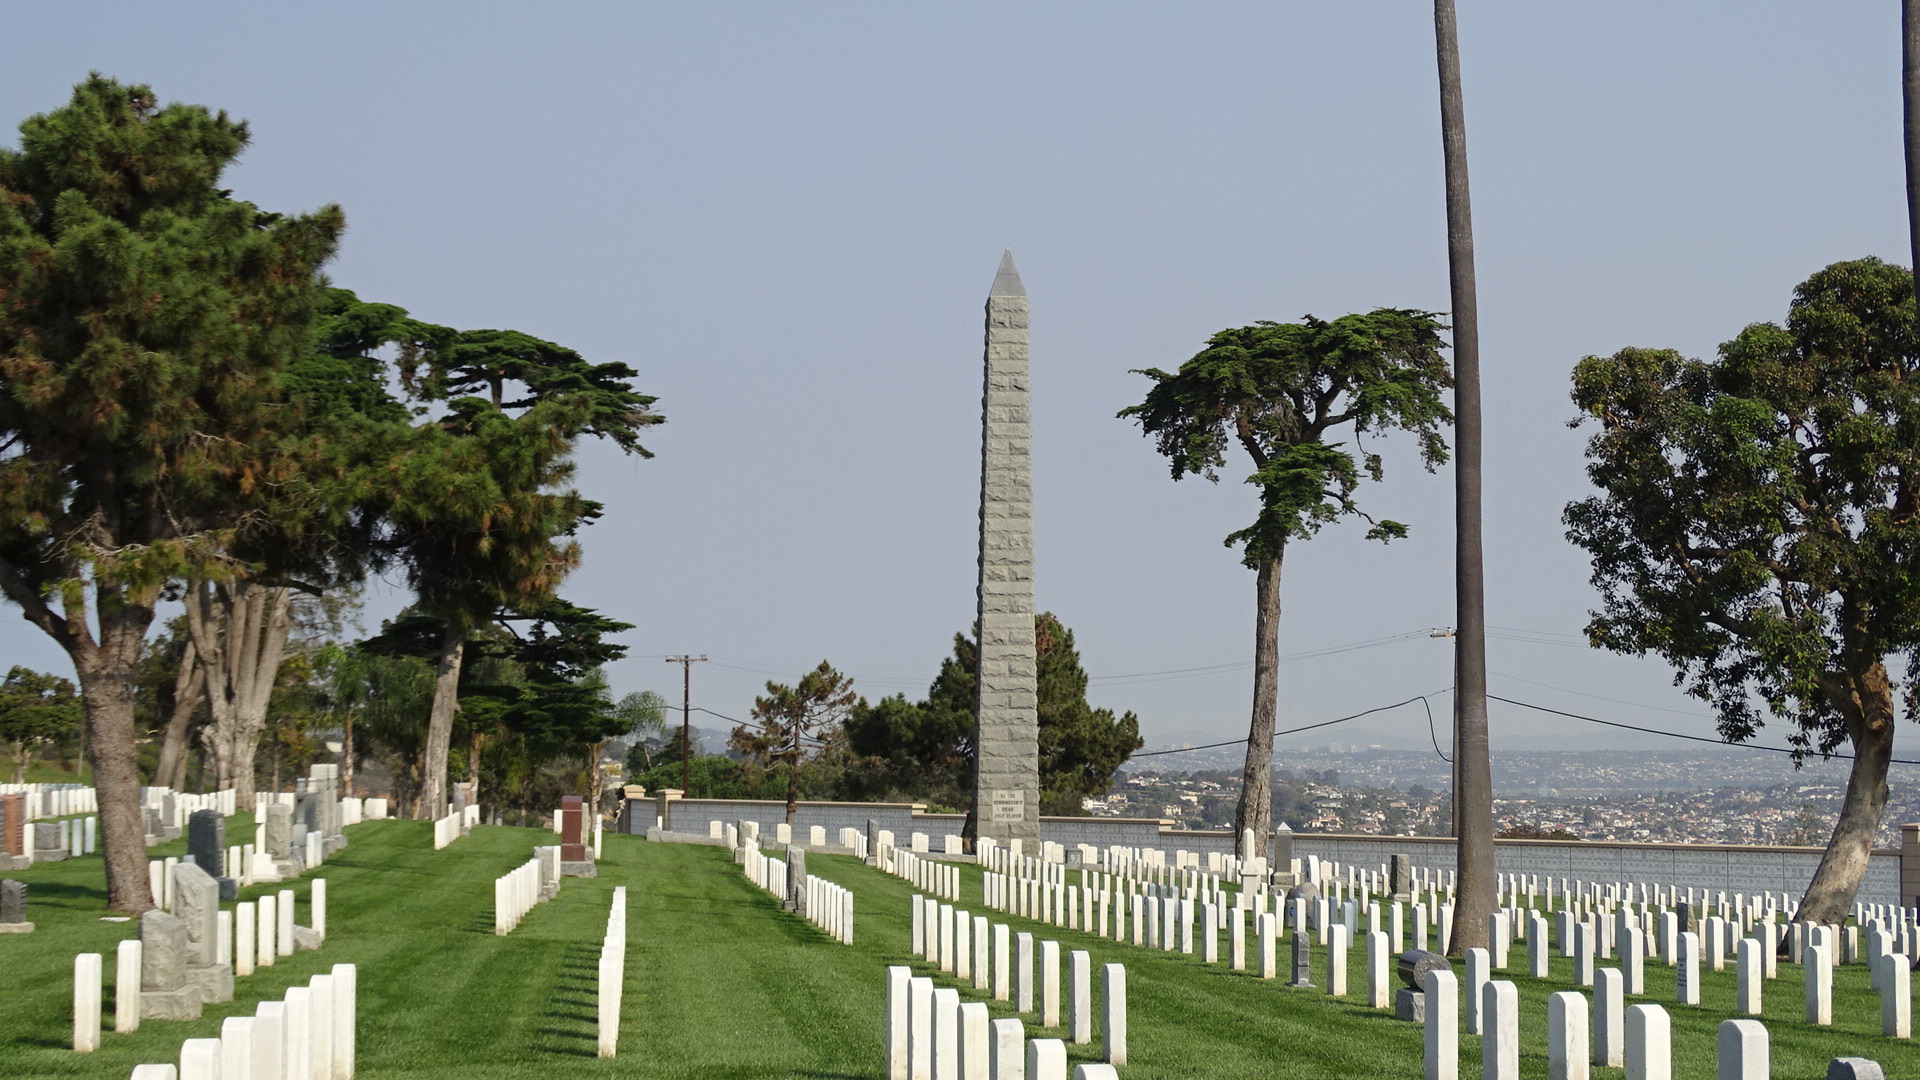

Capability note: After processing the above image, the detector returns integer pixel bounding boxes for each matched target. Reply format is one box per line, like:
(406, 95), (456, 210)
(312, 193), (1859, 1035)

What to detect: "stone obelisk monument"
(973, 250), (1041, 849)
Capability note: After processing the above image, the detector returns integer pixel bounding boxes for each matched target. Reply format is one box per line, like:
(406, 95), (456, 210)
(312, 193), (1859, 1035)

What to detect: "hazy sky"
(2, 4), (1910, 767)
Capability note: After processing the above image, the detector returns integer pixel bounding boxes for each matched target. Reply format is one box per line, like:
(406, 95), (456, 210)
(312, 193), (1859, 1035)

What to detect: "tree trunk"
(1797, 664), (1896, 925)
(72, 590), (159, 913)
(341, 713), (356, 798)
(786, 741), (800, 826)
(153, 636), (204, 790)
(1435, 0), (1495, 956)
(418, 623), (465, 820)
(1905, 0), (1920, 310)
(1233, 549), (1284, 857)
(185, 578), (294, 807)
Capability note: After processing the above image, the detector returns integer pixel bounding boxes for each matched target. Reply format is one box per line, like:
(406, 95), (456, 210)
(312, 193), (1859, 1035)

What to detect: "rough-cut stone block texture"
(973, 256), (1040, 847)
(139, 986), (204, 1020)
(264, 805), (293, 858)
(179, 963), (232, 1004)
(141, 910), (188, 991)
(173, 863), (220, 968)
(0, 878), (24, 923)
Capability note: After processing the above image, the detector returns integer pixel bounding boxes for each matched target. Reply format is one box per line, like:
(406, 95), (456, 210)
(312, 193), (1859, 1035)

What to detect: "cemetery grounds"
(0, 817), (1914, 1078)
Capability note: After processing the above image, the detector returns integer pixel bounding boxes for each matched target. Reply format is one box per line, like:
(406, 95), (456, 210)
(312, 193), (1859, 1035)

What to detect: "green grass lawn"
(0, 821), (1913, 1078)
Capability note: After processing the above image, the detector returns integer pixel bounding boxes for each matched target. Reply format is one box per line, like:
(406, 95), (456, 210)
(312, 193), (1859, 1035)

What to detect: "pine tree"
(0, 76), (343, 910)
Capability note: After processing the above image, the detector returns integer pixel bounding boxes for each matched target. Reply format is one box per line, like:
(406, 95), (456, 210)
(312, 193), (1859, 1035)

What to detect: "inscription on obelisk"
(973, 250), (1041, 848)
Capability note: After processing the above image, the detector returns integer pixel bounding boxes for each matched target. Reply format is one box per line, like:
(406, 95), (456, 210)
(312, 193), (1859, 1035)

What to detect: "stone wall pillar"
(972, 251), (1041, 848)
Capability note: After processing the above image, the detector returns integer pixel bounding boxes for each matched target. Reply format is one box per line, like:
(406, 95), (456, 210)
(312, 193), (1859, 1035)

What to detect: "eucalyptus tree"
(0, 76), (343, 910)
(1120, 311), (1451, 855)
(1566, 258), (1920, 925)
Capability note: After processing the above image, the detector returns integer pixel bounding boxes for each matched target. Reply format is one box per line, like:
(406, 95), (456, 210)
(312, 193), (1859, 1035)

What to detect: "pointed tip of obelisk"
(990, 248), (1025, 297)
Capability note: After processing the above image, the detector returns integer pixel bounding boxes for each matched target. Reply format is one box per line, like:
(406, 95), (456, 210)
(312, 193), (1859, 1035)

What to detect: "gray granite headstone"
(536, 845), (561, 899)
(0, 879), (24, 923)
(866, 818), (879, 857)
(1270, 824), (1294, 874)
(141, 910), (189, 991)
(265, 803), (293, 858)
(1675, 901), (1694, 933)
(787, 845), (808, 912)
(1395, 987), (1427, 1022)
(139, 909), (205, 1019)
(1390, 854), (1413, 900)
(172, 862), (219, 968)
(1286, 880), (1320, 905)
(1289, 930), (1315, 987)
(1828, 1059), (1886, 1080)
(31, 821), (66, 861)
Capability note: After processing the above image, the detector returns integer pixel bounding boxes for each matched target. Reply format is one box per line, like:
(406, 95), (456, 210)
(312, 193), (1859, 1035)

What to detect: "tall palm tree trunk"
(1435, 0), (1494, 955)
(1906, 0), (1920, 289)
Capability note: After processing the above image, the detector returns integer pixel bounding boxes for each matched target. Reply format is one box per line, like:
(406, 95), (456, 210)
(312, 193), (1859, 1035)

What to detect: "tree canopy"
(1120, 310), (1451, 852)
(843, 613), (1143, 815)
(1565, 257), (1920, 922)
(0, 75), (344, 910)
(0, 666), (82, 783)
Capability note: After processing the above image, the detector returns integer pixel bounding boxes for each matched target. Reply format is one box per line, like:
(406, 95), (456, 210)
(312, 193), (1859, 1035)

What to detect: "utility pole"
(664, 655), (707, 793)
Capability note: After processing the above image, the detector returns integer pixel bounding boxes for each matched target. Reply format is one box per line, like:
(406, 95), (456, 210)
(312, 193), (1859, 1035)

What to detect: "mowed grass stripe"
(6, 820), (1915, 1078)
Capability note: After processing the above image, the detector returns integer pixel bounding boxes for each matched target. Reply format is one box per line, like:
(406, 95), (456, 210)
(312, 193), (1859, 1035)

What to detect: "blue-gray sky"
(1, 3), (1909, 761)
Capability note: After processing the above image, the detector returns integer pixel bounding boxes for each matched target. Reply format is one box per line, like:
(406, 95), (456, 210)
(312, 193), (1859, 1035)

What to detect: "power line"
(1127, 693), (1449, 759)
(1487, 694), (1920, 766)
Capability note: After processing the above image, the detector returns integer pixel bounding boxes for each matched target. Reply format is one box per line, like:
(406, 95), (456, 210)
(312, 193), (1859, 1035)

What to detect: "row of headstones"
(744, 841), (792, 896)
(253, 792), (387, 824)
(1420, 968), (1889, 1080)
(909, 893), (1127, 1057)
(804, 871), (854, 944)
(493, 846), (563, 935)
(597, 887), (627, 1059)
(144, 788), (236, 845)
(248, 800), (347, 887)
(703, 817), (873, 857)
(24, 814), (98, 865)
(957, 848), (1905, 1079)
(85, 868), (328, 1039)
(886, 965), (1123, 1080)
(431, 805), (478, 850)
(982, 865), (1425, 961)
(119, 963), (357, 1080)
(891, 850), (961, 903)
(0, 780), (100, 818)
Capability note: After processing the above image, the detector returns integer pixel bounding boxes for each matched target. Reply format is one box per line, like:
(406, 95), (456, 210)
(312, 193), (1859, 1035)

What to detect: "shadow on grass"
(28, 880), (109, 907)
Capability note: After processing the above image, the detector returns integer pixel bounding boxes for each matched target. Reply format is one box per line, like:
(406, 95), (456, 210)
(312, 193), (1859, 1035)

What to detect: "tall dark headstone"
(187, 810), (224, 877)
(1390, 854), (1413, 901)
(972, 251), (1041, 850)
